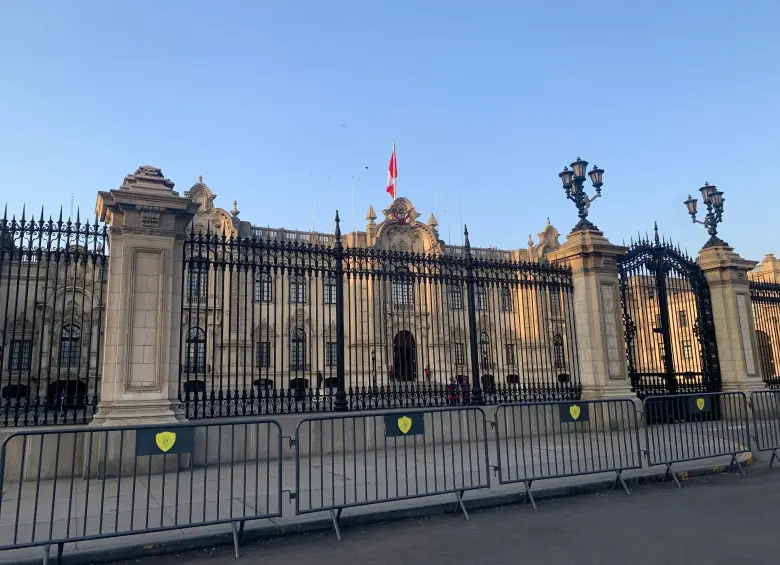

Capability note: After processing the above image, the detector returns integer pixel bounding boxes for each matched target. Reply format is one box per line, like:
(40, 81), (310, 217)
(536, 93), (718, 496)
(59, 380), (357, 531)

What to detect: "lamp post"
(559, 157), (604, 233)
(683, 182), (727, 248)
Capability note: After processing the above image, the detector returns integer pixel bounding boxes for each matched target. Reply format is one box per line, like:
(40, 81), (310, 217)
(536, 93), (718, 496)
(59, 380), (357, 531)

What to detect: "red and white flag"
(386, 141), (397, 199)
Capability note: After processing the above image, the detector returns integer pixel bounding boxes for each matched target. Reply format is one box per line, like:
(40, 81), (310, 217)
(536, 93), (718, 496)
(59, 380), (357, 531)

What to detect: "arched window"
(290, 328), (306, 370)
(553, 333), (566, 369)
(290, 275), (306, 304)
(324, 276), (337, 305)
(185, 327), (206, 373)
(479, 331), (490, 366)
(59, 325), (81, 366)
(476, 286), (487, 311)
(255, 272), (272, 302)
(500, 287), (512, 312)
(188, 262), (208, 302)
(392, 267), (414, 305)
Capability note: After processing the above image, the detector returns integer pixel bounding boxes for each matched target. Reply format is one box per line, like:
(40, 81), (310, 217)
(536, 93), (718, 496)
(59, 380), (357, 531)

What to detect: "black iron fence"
(0, 209), (107, 426)
(180, 216), (580, 417)
(643, 392), (750, 486)
(292, 407), (490, 540)
(492, 399), (642, 508)
(750, 279), (780, 388)
(0, 418), (283, 561)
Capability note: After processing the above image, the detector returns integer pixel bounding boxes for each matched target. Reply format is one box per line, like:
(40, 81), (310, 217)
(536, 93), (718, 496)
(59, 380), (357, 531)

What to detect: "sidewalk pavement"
(0, 421), (754, 565)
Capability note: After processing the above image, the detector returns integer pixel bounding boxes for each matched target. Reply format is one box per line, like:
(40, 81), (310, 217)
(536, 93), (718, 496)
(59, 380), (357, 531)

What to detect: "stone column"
(698, 244), (762, 393)
(547, 229), (632, 400)
(92, 166), (199, 426)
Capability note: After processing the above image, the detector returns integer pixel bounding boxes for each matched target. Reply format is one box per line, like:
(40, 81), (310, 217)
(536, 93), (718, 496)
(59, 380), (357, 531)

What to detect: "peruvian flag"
(386, 141), (397, 199)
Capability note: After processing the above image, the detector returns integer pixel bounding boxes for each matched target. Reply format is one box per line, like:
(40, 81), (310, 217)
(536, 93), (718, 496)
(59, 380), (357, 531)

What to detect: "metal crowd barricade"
(492, 399), (642, 509)
(643, 392), (751, 487)
(0, 418), (283, 563)
(750, 390), (780, 466)
(292, 407), (490, 540)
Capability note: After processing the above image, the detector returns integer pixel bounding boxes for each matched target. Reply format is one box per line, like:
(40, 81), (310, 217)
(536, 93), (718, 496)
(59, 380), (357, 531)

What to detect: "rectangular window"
(392, 281), (414, 305)
(9, 340), (32, 371)
(449, 286), (463, 310)
(679, 310), (688, 328)
(505, 344), (516, 365)
(500, 288), (512, 312)
(188, 266), (208, 302)
(256, 342), (271, 368)
(324, 278), (337, 305)
(682, 340), (693, 360)
(255, 274), (272, 302)
(325, 341), (337, 367)
(656, 314), (662, 328)
(290, 341), (306, 369)
(550, 288), (562, 317)
(290, 277), (306, 304)
(454, 343), (465, 365)
(659, 343), (666, 363)
(476, 288), (487, 311)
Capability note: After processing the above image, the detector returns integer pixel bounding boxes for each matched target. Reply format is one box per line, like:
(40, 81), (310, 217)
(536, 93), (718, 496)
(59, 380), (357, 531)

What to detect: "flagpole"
(328, 176), (333, 233)
(459, 196), (463, 246)
(393, 140), (396, 200)
(445, 191), (451, 245)
(351, 173), (355, 234)
(309, 174), (314, 233)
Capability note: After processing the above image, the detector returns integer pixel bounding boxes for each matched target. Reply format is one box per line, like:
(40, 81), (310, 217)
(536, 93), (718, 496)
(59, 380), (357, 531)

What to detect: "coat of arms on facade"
(382, 198), (419, 227)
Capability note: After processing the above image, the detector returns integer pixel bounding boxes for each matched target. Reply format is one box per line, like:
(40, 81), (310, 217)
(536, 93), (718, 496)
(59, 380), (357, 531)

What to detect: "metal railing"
(750, 390), (780, 466)
(0, 419), (283, 561)
(643, 392), (751, 486)
(492, 398), (642, 508)
(291, 407), (490, 540)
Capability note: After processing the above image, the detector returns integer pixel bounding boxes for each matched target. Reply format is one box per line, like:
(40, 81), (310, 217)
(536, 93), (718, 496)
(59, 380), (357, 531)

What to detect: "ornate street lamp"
(683, 182), (727, 248)
(559, 157), (604, 232)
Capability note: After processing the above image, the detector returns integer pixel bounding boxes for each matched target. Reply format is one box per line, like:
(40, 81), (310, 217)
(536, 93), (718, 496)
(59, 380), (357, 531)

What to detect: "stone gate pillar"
(698, 244), (763, 393)
(547, 228), (632, 400)
(92, 166), (199, 425)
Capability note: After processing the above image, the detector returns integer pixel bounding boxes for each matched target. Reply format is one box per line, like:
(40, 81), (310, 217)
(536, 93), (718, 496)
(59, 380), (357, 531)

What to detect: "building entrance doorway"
(393, 331), (417, 382)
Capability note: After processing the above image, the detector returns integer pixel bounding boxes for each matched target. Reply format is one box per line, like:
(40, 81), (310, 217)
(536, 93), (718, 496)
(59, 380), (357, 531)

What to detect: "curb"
(10, 451), (753, 565)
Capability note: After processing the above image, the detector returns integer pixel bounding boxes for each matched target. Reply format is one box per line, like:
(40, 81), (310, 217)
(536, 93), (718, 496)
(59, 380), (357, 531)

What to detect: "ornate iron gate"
(618, 227), (721, 398)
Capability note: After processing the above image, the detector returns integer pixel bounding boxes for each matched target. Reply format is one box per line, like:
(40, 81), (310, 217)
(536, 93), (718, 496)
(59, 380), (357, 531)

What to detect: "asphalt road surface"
(112, 469), (779, 565)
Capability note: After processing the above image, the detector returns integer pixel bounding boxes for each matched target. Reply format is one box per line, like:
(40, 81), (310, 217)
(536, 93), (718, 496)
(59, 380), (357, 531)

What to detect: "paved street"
(108, 467), (778, 565)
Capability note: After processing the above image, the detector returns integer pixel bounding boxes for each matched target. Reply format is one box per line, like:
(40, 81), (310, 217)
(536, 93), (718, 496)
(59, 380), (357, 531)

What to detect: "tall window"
(392, 268), (414, 305)
(550, 288), (562, 317)
(290, 328), (306, 370)
(479, 332), (490, 365)
(255, 272), (272, 302)
(256, 341), (271, 368)
(656, 314), (662, 329)
(325, 341), (337, 367)
(324, 276), (337, 305)
(449, 285), (463, 310)
(9, 340), (32, 371)
(290, 275), (306, 304)
(553, 333), (565, 369)
(681, 340), (693, 360)
(679, 310), (688, 328)
(500, 287), (512, 312)
(476, 286), (487, 311)
(185, 327), (206, 372)
(59, 325), (81, 366)
(188, 263), (208, 302)
(505, 343), (516, 365)
(454, 343), (465, 365)
(658, 342), (666, 364)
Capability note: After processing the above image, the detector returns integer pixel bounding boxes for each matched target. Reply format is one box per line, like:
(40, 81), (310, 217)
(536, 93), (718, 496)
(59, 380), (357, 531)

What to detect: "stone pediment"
(184, 177), (237, 237)
(375, 197), (441, 255)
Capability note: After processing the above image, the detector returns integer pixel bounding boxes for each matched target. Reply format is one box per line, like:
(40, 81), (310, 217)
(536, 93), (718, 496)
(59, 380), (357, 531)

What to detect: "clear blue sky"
(1, 1), (777, 260)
